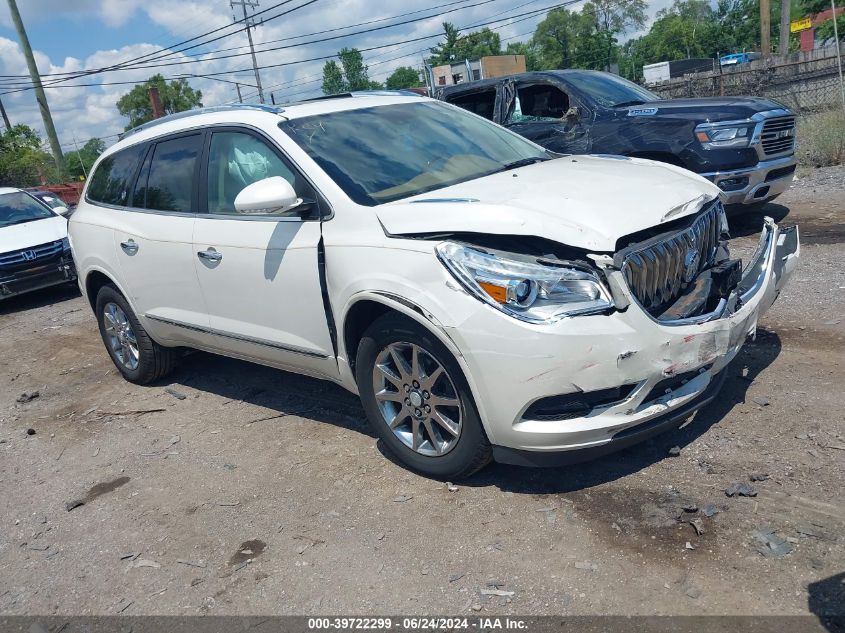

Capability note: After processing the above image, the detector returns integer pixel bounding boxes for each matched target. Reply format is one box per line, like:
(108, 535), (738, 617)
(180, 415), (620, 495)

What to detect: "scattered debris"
(165, 388), (187, 400)
(574, 561), (598, 571)
(25, 428), (36, 436)
(449, 572), (466, 583)
(752, 526), (793, 558)
(129, 559), (160, 569)
(190, 578), (205, 587)
(685, 587), (702, 599)
(480, 588), (515, 597)
(95, 408), (166, 417)
(17, 391), (40, 403)
(725, 482), (757, 497)
(486, 580), (506, 588)
(64, 499), (84, 512)
(682, 503), (698, 513)
(685, 542), (695, 550)
(168, 435), (181, 446)
(26, 543), (50, 551)
(177, 559), (207, 568)
(752, 396), (770, 407)
(702, 504), (720, 518)
(749, 473), (769, 482)
(668, 446), (681, 457)
(392, 494), (413, 503)
(446, 482), (459, 492)
(689, 519), (706, 536)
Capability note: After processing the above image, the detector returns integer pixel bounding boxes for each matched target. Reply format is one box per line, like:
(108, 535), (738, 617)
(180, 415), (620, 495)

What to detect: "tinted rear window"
(87, 144), (147, 206)
(139, 134), (202, 213)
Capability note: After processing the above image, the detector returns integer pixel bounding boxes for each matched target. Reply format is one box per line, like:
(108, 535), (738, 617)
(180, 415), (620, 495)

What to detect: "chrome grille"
(621, 204), (722, 315)
(760, 116), (795, 156)
(0, 240), (64, 269)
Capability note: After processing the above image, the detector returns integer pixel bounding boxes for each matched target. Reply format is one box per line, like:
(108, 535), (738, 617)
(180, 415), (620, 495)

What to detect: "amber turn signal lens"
(478, 280), (508, 303)
(695, 131), (710, 142)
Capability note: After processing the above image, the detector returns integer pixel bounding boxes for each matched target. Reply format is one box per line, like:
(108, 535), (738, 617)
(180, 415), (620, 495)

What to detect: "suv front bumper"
(701, 154), (796, 207)
(446, 218), (799, 465)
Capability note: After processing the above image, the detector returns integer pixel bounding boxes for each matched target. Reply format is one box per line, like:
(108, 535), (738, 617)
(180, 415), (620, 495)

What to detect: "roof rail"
(119, 103), (285, 141)
(282, 89), (425, 106)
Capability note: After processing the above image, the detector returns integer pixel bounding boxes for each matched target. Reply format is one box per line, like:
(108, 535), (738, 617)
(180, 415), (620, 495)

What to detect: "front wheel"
(355, 313), (491, 479)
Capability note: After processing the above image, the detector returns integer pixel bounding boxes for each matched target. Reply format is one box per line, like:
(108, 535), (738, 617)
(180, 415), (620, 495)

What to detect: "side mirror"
(54, 206), (70, 216)
(234, 176), (302, 216)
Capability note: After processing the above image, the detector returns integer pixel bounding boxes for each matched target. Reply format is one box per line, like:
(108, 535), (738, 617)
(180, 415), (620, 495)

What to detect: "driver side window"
(206, 131), (300, 216)
(508, 84), (571, 124)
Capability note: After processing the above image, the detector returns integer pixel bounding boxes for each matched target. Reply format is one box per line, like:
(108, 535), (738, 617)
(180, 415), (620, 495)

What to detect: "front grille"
(620, 203), (721, 316)
(0, 240), (65, 270)
(760, 116), (795, 156)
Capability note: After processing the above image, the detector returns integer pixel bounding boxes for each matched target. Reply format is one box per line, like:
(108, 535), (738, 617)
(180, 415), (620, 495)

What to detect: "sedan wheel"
(372, 342), (463, 456)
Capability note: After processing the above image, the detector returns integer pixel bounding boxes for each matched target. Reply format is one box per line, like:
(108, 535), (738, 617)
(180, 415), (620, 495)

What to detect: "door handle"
(197, 248), (222, 263)
(120, 239), (138, 255)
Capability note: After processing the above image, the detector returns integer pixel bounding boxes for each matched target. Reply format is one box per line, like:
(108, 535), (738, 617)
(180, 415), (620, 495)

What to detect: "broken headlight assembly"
(436, 241), (613, 323)
(695, 123), (755, 150)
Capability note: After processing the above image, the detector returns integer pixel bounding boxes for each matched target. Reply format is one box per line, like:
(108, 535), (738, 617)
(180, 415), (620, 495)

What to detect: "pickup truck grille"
(0, 240), (65, 270)
(760, 116), (795, 156)
(620, 204), (721, 316)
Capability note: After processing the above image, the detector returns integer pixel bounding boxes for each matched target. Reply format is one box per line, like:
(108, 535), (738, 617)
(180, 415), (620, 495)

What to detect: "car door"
(504, 81), (592, 154)
(192, 127), (337, 379)
(110, 132), (214, 348)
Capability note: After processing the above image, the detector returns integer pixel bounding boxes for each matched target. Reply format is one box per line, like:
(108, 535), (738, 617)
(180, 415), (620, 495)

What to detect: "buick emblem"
(683, 248), (700, 283)
(21, 250), (37, 261)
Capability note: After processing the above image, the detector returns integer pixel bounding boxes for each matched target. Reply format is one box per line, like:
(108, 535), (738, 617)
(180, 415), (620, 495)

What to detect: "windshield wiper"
(496, 157), (549, 173)
(612, 100), (647, 108)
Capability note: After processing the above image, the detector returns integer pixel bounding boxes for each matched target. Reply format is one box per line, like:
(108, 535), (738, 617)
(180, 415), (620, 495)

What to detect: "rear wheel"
(356, 313), (491, 479)
(95, 284), (176, 384)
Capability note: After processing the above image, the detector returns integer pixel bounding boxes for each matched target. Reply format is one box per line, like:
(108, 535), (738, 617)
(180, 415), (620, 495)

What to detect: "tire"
(95, 284), (176, 384)
(356, 313), (492, 479)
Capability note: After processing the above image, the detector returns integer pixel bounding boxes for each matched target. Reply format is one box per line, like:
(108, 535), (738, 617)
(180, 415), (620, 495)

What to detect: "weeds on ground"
(796, 108), (845, 168)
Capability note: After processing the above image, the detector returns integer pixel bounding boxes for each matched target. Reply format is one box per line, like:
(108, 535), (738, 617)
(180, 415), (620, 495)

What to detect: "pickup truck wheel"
(95, 284), (176, 384)
(356, 313), (491, 479)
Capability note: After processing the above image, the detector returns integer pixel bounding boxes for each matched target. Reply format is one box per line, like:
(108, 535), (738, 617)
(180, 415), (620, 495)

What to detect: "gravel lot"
(1, 167), (843, 618)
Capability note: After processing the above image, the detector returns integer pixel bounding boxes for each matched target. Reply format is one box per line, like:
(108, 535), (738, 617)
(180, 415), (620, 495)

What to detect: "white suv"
(69, 94), (799, 478)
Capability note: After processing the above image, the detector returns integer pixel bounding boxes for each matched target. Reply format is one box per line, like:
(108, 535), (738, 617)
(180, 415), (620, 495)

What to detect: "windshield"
(279, 101), (549, 206)
(568, 72), (660, 108)
(0, 192), (56, 228)
(36, 194), (67, 210)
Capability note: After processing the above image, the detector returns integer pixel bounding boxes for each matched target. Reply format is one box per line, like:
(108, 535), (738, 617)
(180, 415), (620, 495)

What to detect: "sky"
(0, 0), (671, 156)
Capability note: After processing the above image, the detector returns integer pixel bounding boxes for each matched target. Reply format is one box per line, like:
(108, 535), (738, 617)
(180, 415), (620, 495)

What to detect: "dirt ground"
(1, 167), (843, 618)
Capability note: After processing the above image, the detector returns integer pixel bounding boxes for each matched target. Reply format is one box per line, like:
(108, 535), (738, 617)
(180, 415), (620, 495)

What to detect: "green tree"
(428, 22), (502, 65)
(64, 138), (105, 181)
(588, 0), (648, 70)
(385, 66), (422, 89)
(321, 48), (383, 95)
(116, 74), (203, 130)
(0, 124), (55, 187)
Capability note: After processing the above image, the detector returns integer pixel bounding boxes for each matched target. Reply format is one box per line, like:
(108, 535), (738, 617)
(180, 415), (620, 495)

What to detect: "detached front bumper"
(701, 155), (796, 207)
(0, 255), (77, 300)
(447, 218), (799, 466)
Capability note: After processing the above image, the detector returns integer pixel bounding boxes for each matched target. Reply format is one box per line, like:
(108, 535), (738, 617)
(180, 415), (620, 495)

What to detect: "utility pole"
(148, 86), (165, 119)
(0, 96), (11, 131)
(779, 0), (791, 55)
(760, 0), (772, 56)
(235, 83), (243, 103)
(6, 0), (65, 175)
(230, 0), (265, 103)
(834, 0), (845, 112)
(71, 134), (87, 180)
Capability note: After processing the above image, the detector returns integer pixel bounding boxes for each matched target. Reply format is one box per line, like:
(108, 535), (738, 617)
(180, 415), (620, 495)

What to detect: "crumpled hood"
(0, 215), (67, 254)
(377, 155), (720, 252)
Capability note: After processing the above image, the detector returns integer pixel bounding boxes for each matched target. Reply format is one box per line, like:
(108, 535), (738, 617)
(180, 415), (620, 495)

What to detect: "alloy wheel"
(371, 342), (463, 457)
(103, 302), (140, 371)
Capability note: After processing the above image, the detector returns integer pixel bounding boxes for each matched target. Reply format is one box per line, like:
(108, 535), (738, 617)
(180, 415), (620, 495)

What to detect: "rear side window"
(87, 144), (146, 206)
(137, 134), (202, 212)
(447, 89), (496, 121)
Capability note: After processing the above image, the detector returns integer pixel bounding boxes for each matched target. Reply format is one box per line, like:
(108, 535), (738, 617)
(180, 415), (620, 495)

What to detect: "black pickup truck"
(437, 70), (796, 211)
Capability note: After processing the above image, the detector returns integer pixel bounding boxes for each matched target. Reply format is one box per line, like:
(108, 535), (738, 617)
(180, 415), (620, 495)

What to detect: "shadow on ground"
(728, 202), (791, 238)
(0, 283), (80, 316)
(170, 325), (781, 492)
(808, 571), (845, 632)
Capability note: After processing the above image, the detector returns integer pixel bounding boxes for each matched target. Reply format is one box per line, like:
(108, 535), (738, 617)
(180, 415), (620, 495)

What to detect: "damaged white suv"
(69, 94), (799, 478)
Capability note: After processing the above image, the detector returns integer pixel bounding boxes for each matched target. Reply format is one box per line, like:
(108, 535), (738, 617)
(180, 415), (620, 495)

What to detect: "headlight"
(695, 124), (754, 149)
(436, 242), (613, 323)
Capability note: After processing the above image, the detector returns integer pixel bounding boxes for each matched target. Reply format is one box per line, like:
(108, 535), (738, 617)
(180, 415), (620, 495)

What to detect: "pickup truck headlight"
(695, 124), (754, 149)
(436, 242), (613, 323)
